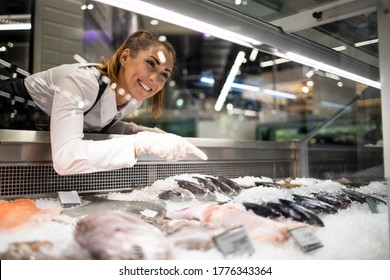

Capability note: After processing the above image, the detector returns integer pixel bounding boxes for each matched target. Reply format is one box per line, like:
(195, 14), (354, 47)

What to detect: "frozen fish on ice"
(167, 202), (305, 244)
(74, 211), (171, 260)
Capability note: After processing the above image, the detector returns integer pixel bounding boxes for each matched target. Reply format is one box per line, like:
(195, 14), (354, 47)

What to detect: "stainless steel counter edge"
(0, 129), (301, 163)
(0, 129), (295, 148)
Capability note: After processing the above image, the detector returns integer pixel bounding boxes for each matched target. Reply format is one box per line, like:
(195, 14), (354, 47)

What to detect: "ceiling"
(211, 0), (379, 64)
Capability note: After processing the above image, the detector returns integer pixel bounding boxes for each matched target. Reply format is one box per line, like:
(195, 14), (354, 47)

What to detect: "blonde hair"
(100, 29), (176, 117)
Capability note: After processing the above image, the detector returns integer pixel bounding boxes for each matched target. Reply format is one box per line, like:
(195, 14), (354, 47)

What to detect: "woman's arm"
(49, 72), (137, 175)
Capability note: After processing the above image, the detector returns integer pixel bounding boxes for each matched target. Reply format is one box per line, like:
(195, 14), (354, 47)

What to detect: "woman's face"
(117, 44), (174, 105)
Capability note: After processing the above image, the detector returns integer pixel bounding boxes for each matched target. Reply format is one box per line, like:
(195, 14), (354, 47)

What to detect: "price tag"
(365, 197), (379, 213)
(212, 227), (255, 256)
(140, 208), (158, 218)
(57, 191), (81, 208)
(289, 226), (323, 252)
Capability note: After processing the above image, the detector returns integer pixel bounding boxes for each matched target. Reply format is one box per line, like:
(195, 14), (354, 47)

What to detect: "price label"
(289, 226), (323, 252)
(140, 208), (159, 218)
(57, 191), (81, 208)
(213, 227), (255, 256)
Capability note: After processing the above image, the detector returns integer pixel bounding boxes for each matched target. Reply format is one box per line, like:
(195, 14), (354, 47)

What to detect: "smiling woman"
(99, 30), (176, 116)
(0, 29), (207, 175)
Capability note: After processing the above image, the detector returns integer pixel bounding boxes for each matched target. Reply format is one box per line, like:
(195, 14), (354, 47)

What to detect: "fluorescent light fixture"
(324, 72), (340, 80)
(215, 51), (246, 111)
(249, 49), (258, 61)
(332, 45), (346, 51)
(260, 58), (290, 68)
(321, 101), (351, 110)
(200, 77), (215, 85)
(200, 77), (296, 100)
(0, 23), (31, 31)
(354, 38), (379, 47)
(305, 69), (315, 78)
(261, 89), (296, 99)
(284, 52), (381, 89)
(95, 0), (262, 48)
(231, 83), (258, 91)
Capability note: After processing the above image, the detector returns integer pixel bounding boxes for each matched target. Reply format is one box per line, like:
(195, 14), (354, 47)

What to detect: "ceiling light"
(215, 51), (246, 111)
(200, 77), (296, 100)
(332, 45), (346, 51)
(260, 58), (290, 68)
(305, 69), (315, 78)
(321, 101), (349, 109)
(249, 49), (258, 61)
(260, 89), (296, 99)
(94, 0), (262, 48)
(0, 23), (31, 31)
(150, 19), (159, 25)
(284, 51), (381, 89)
(306, 80), (314, 87)
(354, 38), (379, 47)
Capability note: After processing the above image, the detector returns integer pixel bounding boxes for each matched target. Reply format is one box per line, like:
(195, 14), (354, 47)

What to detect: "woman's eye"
(147, 60), (155, 68)
(161, 73), (169, 79)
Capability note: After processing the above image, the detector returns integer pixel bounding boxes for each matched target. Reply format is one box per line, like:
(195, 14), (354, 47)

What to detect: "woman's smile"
(138, 79), (152, 92)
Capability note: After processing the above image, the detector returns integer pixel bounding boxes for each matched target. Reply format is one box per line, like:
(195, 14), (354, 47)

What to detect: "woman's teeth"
(139, 80), (151, 91)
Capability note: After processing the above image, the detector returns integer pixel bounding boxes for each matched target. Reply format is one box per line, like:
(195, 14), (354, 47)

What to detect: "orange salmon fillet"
(0, 199), (42, 231)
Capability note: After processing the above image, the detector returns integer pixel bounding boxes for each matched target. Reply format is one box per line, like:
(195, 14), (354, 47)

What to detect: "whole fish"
(74, 211), (171, 260)
(158, 189), (196, 202)
(331, 193), (353, 206)
(167, 202), (305, 244)
(216, 176), (242, 192)
(254, 182), (281, 188)
(341, 188), (387, 205)
(312, 192), (349, 209)
(192, 176), (218, 192)
(206, 176), (237, 196)
(279, 199), (324, 227)
(243, 202), (283, 218)
(266, 201), (303, 221)
(176, 180), (217, 201)
(62, 196), (166, 219)
(292, 194), (338, 214)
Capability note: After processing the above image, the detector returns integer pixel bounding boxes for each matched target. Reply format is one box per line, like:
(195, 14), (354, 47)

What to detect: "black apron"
(0, 78), (49, 130)
(0, 76), (110, 131)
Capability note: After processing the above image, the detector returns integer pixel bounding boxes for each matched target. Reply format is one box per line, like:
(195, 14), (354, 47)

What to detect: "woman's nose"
(149, 71), (159, 82)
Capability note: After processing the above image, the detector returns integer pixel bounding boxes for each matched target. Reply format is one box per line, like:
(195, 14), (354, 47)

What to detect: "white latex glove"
(134, 131), (208, 162)
(125, 122), (166, 134)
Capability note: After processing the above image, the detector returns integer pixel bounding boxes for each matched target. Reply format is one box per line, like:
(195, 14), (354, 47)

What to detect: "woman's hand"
(125, 122), (166, 134)
(134, 131), (208, 161)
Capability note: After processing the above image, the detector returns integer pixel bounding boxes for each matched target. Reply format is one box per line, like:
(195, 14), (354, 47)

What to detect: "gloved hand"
(134, 131), (208, 162)
(125, 122), (166, 134)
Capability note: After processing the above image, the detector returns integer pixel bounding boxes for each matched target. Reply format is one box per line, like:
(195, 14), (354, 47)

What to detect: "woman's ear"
(120, 48), (130, 65)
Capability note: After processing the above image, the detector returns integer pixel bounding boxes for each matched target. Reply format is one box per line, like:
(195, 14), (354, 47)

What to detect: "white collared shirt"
(24, 63), (143, 175)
